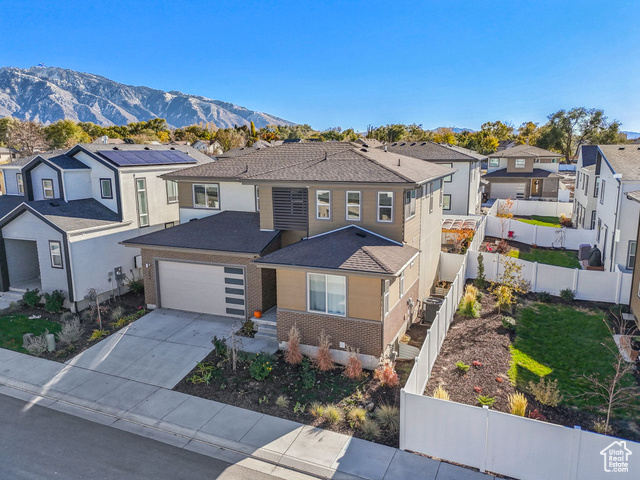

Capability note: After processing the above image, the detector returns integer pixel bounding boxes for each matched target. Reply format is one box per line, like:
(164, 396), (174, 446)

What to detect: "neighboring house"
(572, 145), (599, 229)
(483, 144), (563, 200)
(497, 140), (516, 151)
(0, 144), (212, 310)
(590, 145), (640, 272)
(192, 140), (223, 156)
(381, 141), (483, 214)
(122, 142), (455, 365)
(91, 136), (126, 145)
(0, 147), (19, 164)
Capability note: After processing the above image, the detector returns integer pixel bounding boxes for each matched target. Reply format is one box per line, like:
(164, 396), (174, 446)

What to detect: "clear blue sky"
(1, 0), (639, 132)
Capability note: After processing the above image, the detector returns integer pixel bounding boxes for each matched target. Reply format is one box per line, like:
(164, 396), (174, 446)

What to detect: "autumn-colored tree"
(496, 198), (514, 239)
(44, 119), (91, 148)
(516, 121), (541, 146)
(7, 120), (48, 154)
(489, 258), (528, 313)
(433, 127), (456, 145)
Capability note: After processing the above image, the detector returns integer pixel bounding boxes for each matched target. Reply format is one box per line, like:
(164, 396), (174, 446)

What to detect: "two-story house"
(122, 142), (455, 367)
(572, 145), (599, 229)
(483, 144), (563, 200)
(382, 141), (483, 214)
(0, 144), (212, 310)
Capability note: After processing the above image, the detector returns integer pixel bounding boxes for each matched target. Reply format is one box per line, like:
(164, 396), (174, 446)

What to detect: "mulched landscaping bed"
(425, 286), (640, 442)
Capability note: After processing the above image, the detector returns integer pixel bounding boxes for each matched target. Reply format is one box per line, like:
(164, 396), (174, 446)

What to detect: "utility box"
(578, 244), (591, 261)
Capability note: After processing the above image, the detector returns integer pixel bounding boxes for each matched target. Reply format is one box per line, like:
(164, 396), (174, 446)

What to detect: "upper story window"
(377, 192), (394, 222)
(443, 194), (451, 211)
(136, 178), (149, 227)
(255, 186), (260, 212)
(307, 273), (346, 316)
(599, 180), (606, 205)
(489, 158), (499, 168)
(42, 179), (54, 199)
(193, 183), (219, 209)
(16, 173), (24, 194)
(594, 177), (600, 198)
(383, 279), (390, 317)
(441, 163), (453, 182)
(166, 180), (178, 204)
(399, 270), (405, 298)
(346, 191), (361, 221)
(404, 189), (416, 219)
(628, 241), (637, 270)
(583, 176), (589, 195)
(316, 190), (331, 220)
(100, 178), (113, 199)
(514, 159), (526, 168)
(596, 218), (602, 241)
(49, 241), (63, 269)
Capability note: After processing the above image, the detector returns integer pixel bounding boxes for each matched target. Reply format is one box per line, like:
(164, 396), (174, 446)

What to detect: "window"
(489, 158), (499, 168)
(584, 175), (589, 195)
(428, 183), (433, 213)
(596, 218), (601, 241)
(628, 241), (637, 270)
(441, 163), (453, 182)
(307, 273), (346, 316)
(594, 177), (600, 198)
(399, 271), (405, 298)
(166, 180), (178, 203)
(136, 178), (149, 227)
(590, 211), (596, 230)
(443, 194), (451, 211)
(346, 191), (361, 220)
(16, 173), (24, 194)
(100, 178), (113, 199)
(193, 183), (219, 209)
(599, 179), (605, 204)
(377, 192), (393, 222)
(440, 185), (444, 207)
(383, 280), (390, 317)
(316, 190), (331, 220)
(514, 159), (526, 168)
(42, 179), (54, 199)
(165, 222), (175, 228)
(255, 186), (260, 212)
(404, 189), (416, 219)
(49, 241), (63, 269)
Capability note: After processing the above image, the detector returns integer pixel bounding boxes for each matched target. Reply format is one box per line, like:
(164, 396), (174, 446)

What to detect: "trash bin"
(578, 244), (591, 261)
(423, 297), (444, 325)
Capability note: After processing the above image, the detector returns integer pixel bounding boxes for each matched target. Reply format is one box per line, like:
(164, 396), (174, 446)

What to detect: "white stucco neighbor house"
(380, 141), (483, 215)
(572, 145), (599, 229)
(0, 143), (213, 310)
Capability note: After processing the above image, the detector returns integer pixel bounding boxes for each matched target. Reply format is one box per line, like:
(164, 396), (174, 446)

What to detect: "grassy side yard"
(510, 303), (639, 415)
(508, 248), (580, 268)
(0, 314), (61, 353)
(515, 215), (561, 227)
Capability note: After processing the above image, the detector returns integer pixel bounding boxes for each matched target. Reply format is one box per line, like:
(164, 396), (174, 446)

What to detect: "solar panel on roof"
(97, 149), (197, 167)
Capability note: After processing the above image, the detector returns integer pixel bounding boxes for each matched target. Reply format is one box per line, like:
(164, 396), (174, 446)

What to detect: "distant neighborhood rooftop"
(383, 141), (482, 162)
(487, 144), (561, 158)
(482, 168), (562, 179)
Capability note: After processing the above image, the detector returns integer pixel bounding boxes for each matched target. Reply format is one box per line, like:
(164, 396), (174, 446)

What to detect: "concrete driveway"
(66, 309), (273, 389)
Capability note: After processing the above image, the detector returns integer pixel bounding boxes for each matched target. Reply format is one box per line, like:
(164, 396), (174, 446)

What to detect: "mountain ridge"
(0, 66), (294, 129)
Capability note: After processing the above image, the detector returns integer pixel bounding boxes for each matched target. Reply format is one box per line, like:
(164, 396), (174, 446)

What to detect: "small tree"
(496, 197), (514, 239)
(451, 229), (474, 254)
(489, 257), (528, 313)
(86, 288), (106, 331)
(474, 253), (487, 289)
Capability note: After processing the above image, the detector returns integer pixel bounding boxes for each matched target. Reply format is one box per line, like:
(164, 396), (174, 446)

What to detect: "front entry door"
(531, 179), (541, 196)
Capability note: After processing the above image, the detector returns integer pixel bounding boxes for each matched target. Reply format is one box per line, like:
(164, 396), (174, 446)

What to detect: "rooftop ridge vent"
(619, 147), (625, 150)
(361, 148), (368, 152)
(355, 232), (366, 238)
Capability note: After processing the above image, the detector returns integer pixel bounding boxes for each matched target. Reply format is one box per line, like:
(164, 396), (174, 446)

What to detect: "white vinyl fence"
(494, 198), (574, 216)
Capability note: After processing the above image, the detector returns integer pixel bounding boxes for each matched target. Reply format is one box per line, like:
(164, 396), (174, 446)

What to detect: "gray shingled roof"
(3, 150), (68, 168)
(598, 145), (640, 181)
(625, 190), (640, 204)
(579, 145), (598, 167)
(383, 141), (480, 162)
(0, 195), (27, 218)
(122, 211), (280, 254)
(76, 143), (213, 166)
(254, 226), (418, 275)
(482, 169), (561, 179)
(487, 144), (561, 158)
(164, 142), (455, 185)
(45, 154), (90, 170)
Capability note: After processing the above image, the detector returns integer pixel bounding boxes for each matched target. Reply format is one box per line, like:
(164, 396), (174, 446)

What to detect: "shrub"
(343, 347), (363, 379)
(110, 306), (125, 322)
(299, 358), (316, 389)
(60, 312), (75, 323)
(249, 353), (275, 381)
(240, 319), (255, 336)
(43, 290), (65, 313)
(309, 401), (325, 419)
(275, 395), (289, 408)
(360, 417), (381, 440)
(323, 404), (343, 425)
(528, 409), (547, 421)
(455, 361), (470, 372)
(212, 336), (228, 359)
(501, 316), (517, 331)
(537, 291), (552, 303)
(89, 329), (109, 341)
(347, 407), (367, 427)
(458, 285), (481, 318)
(508, 392), (528, 416)
(23, 288), (41, 307)
(528, 377), (562, 407)
(284, 324), (303, 365)
(560, 288), (574, 303)
(496, 239), (510, 254)
(432, 385), (450, 400)
(126, 270), (145, 295)
(477, 395), (496, 407)
(592, 418), (609, 435)
(374, 361), (399, 387)
(375, 404), (400, 433)
(474, 253), (487, 289)
(57, 317), (84, 345)
(25, 330), (49, 356)
(315, 329), (334, 371)
(559, 214), (572, 228)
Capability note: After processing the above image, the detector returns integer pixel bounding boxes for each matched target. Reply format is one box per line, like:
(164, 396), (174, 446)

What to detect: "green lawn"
(508, 248), (581, 268)
(515, 215), (561, 227)
(510, 304), (639, 414)
(0, 314), (61, 353)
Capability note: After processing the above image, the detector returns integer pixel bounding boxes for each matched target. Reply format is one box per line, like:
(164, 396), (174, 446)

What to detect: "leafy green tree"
(480, 121), (514, 141)
(44, 120), (91, 148)
(433, 128), (457, 144)
(214, 128), (245, 151)
(516, 121), (541, 145)
(0, 117), (17, 146)
(250, 121), (257, 138)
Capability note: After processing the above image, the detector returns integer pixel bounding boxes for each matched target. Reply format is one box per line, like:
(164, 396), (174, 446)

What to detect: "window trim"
(345, 190), (361, 221)
(404, 189), (417, 219)
(136, 177), (149, 228)
(166, 180), (178, 204)
(377, 191), (394, 223)
(192, 183), (220, 210)
(443, 194), (451, 211)
(383, 279), (390, 317)
(49, 240), (63, 269)
(594, 177), (600, 198)
(489, 158), (500, 168)
(16, 173), (24, 194)
(584, 175), (589, 195)
(399, 270), (405, 298)
(255, 186), (260, 212)
(100, 178), (113, 200)
(306, 272), (346, 317)
(316, 189), (331, 220)
(627, 241), (637, 270)
(42, 178), (55, 199)
(514, 158), (526, 169)
(441, 163), (453, 182)
(596, 218), (601, 242)
(599, 179), (605, 205)
(590, 211), (596, 230)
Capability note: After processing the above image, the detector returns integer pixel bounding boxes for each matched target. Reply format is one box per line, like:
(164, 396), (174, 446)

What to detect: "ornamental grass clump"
(360, 417), (381, 440)
(458, 284), (481, 318)
(343, 346), (363, 379)
(375, 404), (400, 433)
(528, 377), (562, 407)
(284, 324), (303, 365)
(56, 317), (84, 345)
(432, 385), (450, 401)
(508, 392), (528, 416)
(309, 401), (325, 419)
(346, 407), (367, 427)
(323, 404), (343, 425)
(315, 329), (334, 371)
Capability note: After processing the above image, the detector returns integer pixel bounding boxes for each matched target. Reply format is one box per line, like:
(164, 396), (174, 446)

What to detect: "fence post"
(414, 357), (419, 394)
(479, 405), (490, 473)
(572, 268), (579, 295)
(532, 262), (538, 291)
(399, 388), (406, 450)
(568, 426), (582, 480)
(615, 270), (622, 304)
(533, 225), (538, 246)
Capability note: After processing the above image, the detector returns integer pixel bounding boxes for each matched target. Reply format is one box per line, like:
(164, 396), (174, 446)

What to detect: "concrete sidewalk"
(0, 348), (494, 480)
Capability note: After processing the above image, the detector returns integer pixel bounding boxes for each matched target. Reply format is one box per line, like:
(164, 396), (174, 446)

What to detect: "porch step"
(1, 291), (24, 303)
(8, 287), (28, 294)
(254, 330), (278, 341)
(252, 317), (277, 328)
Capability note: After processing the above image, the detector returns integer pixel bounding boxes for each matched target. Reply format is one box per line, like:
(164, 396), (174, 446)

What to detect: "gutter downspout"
(611, 175), (622, 271)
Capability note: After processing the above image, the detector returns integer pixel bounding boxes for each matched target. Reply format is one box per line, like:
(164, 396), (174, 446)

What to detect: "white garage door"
(490, 182), (525, 200)
(157, 261), (245, 318)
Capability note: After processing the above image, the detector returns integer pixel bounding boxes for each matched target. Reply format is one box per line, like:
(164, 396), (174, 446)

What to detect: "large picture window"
(377, 192), (393, 222)
(16, 173), (24, 194)
(346, 191), (361, 220)
(316, 190), (331, 220)
(49, 241), (63, 269)
(42, 179), (54, 199)
(136, 178), (149, 227)
(166, 180), (178, 203)
(193, 183), (219, 209)
(307, 273), (346, 316)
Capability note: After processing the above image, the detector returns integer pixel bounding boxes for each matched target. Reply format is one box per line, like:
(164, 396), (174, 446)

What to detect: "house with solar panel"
(0, 144), (213, 311)
(122, 142), (455, 366)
